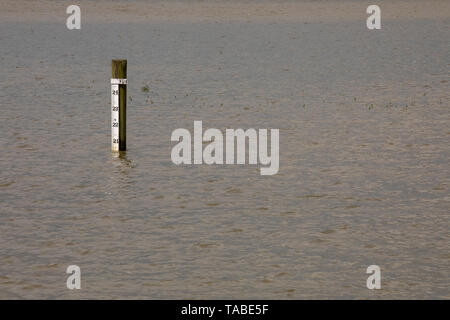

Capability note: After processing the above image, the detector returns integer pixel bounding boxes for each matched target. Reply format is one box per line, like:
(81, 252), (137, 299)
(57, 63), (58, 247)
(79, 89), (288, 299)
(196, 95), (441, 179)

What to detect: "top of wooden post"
(112, 59), (127, 79)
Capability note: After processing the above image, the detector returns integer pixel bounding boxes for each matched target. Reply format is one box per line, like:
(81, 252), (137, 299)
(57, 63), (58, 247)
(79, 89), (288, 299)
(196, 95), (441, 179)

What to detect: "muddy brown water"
(0, 1), (449, 299)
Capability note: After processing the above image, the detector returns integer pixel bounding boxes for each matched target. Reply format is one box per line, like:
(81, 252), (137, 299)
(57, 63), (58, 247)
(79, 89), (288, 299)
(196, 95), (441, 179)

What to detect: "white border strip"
(111, 78), (128, 85)
(111, 84), (120, 152)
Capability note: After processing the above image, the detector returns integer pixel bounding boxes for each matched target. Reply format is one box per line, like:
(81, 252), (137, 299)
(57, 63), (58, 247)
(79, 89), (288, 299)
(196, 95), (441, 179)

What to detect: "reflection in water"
(108, 151), (136, 197)
(112, 151), (135, 171)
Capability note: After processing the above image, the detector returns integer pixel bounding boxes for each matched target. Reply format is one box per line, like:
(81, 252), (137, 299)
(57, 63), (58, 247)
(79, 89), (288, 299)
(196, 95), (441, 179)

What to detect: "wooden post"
(111, 59), (127, 151)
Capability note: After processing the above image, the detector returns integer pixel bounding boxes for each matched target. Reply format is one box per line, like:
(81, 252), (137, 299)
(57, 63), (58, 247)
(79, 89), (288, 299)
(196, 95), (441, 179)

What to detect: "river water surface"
(0, 0), (449, 299)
